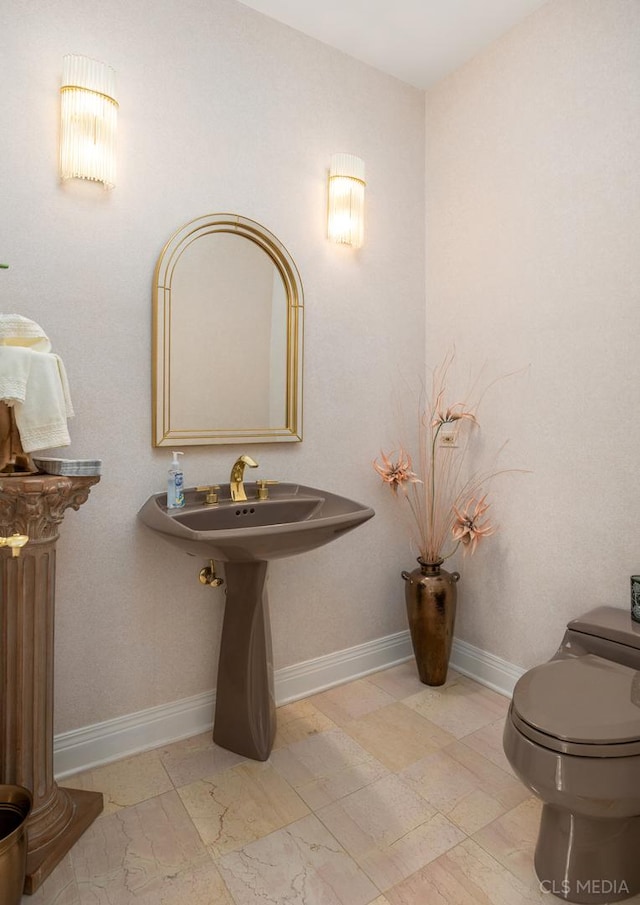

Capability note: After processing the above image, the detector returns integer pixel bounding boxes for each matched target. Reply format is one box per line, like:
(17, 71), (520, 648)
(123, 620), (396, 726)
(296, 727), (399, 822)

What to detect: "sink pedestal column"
(0, 475), (103, 894)
(213, 561), (276, 761)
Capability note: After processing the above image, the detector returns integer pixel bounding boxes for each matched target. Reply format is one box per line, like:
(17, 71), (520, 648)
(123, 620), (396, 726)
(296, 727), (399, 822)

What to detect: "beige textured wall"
(425, 0), (640, 668)
(2, 0), (425, 732)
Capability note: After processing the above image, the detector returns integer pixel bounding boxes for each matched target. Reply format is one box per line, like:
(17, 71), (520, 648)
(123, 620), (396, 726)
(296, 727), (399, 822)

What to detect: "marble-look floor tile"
(461, 717), (514, 774)
(403, 676), (509, 740)
(309, 678), (396, 725)
(70, 749), (174, 816)
(79, 860), (235, 905)
(218, 813), (379, 905)
(342, 702), (455, 771)
(125, 861), (236, 904)
(473, 797), (542, 886)
(22, 854), (79, 905)
(81, 861), (236, 905)
(24, 833), (235, 905)
(71, 790), (213, 902)
(33, 667), (542, 902)
(177, 759), (309, 857)
(158, 731), (247, 787)
(368, 662), (461, 700)
(271, 727), (389, 809)
(401, 740), (529, 834)
(318, 773), (465, 890)
(273, 699), (337, 749)
(386, 837), (548, 904)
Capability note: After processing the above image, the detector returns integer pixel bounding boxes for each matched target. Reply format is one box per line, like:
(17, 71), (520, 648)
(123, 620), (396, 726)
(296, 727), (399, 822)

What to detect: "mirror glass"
(153, 214), (303, 445)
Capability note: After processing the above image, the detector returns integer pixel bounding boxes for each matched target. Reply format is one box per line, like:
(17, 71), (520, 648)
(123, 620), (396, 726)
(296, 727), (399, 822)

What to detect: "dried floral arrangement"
(374, 353), (518, 565)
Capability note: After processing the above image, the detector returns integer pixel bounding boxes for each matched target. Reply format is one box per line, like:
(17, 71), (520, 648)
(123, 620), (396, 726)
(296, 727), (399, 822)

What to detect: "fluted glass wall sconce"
(59, 54), (118, 189)
(327, 153), (365, 248)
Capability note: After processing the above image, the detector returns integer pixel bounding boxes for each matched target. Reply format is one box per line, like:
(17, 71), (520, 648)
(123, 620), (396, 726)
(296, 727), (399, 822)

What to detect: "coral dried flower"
(452, 495), (496, 556)
(372, 353), (521, 563)
(373, 448), (421, 494)
(431, 393), (478, 429)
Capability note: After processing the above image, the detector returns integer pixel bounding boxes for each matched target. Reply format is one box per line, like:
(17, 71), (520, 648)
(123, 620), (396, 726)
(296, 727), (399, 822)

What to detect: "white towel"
(0, 314), (51, 352)
(0, 346), (32, 405)
(13, 352), (73, 452)
(53, 354), (74, 418)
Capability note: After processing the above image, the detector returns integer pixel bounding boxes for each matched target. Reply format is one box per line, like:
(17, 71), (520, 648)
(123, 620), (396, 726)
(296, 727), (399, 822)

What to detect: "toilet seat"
(511, 653), (640, 757)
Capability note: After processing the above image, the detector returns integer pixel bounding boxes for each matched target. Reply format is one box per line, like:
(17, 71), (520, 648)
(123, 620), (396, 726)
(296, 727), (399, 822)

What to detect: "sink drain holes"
(234, 507), (256, 517)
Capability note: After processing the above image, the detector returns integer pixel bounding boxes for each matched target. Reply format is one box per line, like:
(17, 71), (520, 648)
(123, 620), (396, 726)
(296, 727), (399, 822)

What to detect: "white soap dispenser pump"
(167, 451), (185, 509)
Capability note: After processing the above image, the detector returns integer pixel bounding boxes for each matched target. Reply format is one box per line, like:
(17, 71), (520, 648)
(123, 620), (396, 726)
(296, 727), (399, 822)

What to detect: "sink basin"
(138, 482), (374, 562)
(137, 481), (375, 762)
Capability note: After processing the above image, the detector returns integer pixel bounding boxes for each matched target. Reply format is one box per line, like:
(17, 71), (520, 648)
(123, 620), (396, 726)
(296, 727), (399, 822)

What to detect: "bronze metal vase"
(402, 558), (460, 686)
(0, 785), (31, 905)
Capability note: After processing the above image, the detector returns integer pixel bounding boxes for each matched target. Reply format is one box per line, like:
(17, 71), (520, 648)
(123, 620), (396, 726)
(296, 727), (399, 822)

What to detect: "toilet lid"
(512, 654), (640, 746)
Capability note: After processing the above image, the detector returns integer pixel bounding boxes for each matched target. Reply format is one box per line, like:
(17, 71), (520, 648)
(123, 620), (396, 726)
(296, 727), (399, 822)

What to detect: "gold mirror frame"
(152, 214), (303, 446)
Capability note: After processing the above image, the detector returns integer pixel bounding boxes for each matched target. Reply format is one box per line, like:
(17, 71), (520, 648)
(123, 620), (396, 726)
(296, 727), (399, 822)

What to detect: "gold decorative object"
(0, 533), (28, 557)
(0, 474), (102, 893)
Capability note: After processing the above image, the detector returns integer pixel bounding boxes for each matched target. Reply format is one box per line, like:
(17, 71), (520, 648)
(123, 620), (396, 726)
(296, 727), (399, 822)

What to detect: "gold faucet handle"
(0, 533), (30, 557)
(196, 485), (221, 505)
(256, 479), (279, 501)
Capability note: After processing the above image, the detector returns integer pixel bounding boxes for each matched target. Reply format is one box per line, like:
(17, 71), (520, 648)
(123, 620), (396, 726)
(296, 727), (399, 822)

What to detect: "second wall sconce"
(59, 54), (118, 189)
(327, 153), (365, 248)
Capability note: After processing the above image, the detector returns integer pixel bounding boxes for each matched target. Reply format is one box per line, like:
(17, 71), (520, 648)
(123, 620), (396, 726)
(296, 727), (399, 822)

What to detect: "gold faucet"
(256, 479), (279, 500)
(196, 485), (220, 505)
(229, 455), (258, 502)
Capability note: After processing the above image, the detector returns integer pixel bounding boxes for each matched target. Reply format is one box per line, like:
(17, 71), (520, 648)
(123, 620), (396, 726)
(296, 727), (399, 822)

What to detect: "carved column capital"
(0, 474), (100, 541)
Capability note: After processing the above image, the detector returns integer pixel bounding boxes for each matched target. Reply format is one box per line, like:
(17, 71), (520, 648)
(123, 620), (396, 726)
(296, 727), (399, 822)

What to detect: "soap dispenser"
(167, 451), (185, 509)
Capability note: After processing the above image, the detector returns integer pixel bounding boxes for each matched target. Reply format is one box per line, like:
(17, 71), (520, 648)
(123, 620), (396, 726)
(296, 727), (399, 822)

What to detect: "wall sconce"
(59, 54), (118, 189)
(327, 153), (365, 248)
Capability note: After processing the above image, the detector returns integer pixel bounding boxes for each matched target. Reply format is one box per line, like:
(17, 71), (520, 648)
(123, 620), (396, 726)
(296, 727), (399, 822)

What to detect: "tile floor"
(22, 663), (640, 904)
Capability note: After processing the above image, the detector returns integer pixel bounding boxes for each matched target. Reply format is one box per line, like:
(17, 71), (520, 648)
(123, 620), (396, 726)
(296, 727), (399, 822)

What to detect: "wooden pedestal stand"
(0, 401), (36, 475)
(0, 472), (102, 894)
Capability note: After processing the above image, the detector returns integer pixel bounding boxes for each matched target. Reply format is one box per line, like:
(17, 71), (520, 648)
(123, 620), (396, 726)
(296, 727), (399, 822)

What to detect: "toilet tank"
(558, 606), (640, 669)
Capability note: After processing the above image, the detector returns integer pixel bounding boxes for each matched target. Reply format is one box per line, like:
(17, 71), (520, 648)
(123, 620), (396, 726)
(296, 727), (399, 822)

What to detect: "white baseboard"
(54, 631), (522, 780)
(450, 637), (525, 698)
(274, 629), (414, 704)
(54, 690), (217, 779)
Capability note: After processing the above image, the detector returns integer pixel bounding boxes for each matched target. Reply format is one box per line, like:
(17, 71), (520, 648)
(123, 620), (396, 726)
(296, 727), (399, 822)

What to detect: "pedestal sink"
(138, 483), (374, 759)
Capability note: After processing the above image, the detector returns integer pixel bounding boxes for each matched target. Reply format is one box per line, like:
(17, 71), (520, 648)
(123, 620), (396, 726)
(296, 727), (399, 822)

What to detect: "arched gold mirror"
(152, 214), (303, 446)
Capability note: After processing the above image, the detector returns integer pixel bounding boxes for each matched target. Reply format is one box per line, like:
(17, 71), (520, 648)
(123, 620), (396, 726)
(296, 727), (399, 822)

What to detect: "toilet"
(503, 606), (640, 905)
